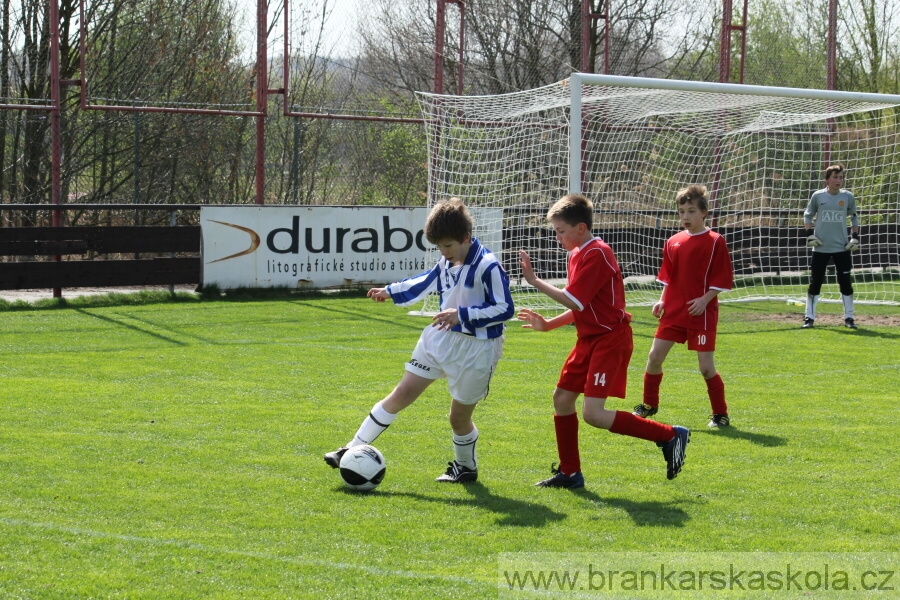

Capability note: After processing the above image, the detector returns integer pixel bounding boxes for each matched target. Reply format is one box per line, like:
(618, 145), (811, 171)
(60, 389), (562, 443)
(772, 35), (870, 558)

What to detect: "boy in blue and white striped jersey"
(324, 198), (514, 483)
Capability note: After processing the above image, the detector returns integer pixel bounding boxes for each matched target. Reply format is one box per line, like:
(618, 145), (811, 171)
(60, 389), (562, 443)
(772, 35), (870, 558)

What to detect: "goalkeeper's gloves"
(805, 232), (824, 248)
(845, 232), (860, 252)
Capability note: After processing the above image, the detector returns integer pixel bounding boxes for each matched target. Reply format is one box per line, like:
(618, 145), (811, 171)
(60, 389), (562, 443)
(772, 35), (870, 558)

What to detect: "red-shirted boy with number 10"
(634, 184), (734, 428)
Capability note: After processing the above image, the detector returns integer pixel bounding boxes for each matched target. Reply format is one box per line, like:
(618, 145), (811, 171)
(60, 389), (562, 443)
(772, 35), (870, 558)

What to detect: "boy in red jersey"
(517, 193), (690, 487)
(633, 185), (734, 428)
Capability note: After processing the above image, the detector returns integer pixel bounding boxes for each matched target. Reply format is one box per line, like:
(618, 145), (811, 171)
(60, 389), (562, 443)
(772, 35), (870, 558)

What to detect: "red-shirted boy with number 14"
(517, 193), (690, 488)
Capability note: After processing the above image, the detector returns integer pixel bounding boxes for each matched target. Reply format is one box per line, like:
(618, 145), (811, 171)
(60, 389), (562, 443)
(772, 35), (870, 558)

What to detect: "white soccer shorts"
(405, 325), (504, 405)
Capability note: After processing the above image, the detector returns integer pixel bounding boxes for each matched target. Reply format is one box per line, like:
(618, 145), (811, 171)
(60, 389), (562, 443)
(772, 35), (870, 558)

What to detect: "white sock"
(349, 401), (397, 447)
(452, 426), (479, 470)
(806, 295), (820, 320)
(842, 294), (855, 320)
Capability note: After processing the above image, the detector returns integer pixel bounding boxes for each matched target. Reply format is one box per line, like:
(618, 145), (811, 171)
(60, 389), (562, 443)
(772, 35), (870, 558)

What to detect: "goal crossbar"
(568, 74), (900, 194)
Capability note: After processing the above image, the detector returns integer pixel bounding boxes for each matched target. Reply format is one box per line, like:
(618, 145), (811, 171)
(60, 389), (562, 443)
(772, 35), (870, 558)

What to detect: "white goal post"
(416, 75), (900, 313)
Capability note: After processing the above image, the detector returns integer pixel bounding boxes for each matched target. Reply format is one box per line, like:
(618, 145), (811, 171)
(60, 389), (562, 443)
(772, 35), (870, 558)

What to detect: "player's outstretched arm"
(367, 287), (390, 302)
(518, 249), (579, 311)
(518, 308), (573, 332)
(517, 308), (548, 331)
(517, 250), (537, 285)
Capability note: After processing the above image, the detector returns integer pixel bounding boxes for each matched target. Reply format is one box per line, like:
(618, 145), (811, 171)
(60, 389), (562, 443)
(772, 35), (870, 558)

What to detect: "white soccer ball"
(339, 445), (386, 492)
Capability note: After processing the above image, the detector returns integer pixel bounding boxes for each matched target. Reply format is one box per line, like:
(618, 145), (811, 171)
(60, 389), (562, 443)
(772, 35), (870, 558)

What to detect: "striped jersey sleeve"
(385, 239), (513, 339)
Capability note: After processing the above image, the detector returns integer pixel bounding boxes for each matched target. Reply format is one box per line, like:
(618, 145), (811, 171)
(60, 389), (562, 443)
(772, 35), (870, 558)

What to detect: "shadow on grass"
(73, 308), (189, 346)
(573, 488), (692, 527)
(695, 426), (787, 446)
(833, 327), (900, 340)
(292, 299), (428, 333)
(364, 483), (567, 527)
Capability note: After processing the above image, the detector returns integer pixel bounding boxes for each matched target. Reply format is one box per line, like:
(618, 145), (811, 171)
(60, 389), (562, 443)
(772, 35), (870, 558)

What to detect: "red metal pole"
(738, 0), (748, 83)
(719, 0), (733, 83)
(824, 0), (837, 167)
(603, 1), (609, 75)
(50, 0), (63, 297)
(827, 0), (837, 90)
(580, 0), (610, 74)
(456, 0), (465, 94)
(283, 0), (290, 114)
(581, 0), (590, 72)
(434, 0), (446, 94)
(78, 0), (87, 108)
(255, 0), (267, 205)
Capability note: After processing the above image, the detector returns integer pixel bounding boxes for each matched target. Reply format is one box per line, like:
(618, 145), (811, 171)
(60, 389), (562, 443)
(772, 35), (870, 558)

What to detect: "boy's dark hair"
(825, 163), (845, 180)
(675, 184), (710, 212)
(547, 194), (592, 228)
(424, 197), (473, 244)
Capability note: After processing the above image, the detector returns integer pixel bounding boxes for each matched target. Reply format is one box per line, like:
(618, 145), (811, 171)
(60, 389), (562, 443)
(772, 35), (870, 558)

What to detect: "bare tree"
(840, 0), (900, 93)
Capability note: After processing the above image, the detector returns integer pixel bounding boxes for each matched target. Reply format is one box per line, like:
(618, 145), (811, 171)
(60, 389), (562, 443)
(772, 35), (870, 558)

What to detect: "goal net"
(415, 75), (900, 314)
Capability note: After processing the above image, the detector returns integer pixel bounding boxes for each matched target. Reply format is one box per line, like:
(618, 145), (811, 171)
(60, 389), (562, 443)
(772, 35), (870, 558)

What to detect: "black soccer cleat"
(659, 426), (690, 480)
(436, 460), (478, 483)
(802, 317), (815, 329)
(633, 403), (659, 418)
(323, 446), (348, 469)
(708, 414), (730, 428)
(533, 464), (585, 489)
(844, 318), (858, 329)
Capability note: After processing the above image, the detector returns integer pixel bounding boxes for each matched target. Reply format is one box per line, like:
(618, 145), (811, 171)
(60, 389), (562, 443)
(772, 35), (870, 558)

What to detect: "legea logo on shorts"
(206, 215), (429, 264)
(409, 359), (431, 372)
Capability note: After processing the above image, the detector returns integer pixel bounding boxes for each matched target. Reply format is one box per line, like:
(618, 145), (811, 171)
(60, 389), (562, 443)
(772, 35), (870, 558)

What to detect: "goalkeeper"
(802, 163), (860, 329)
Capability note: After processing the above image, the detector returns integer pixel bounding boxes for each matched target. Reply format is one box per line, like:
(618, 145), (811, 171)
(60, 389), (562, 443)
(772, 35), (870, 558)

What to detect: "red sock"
(643, 372), (663, 408)
(610, 411), (674, 443)
(553, 412), (581, 475)
(705, 373), (727, 414)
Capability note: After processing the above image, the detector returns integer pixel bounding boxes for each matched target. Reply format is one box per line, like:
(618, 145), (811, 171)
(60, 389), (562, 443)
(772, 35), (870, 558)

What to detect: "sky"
(234, 0), (362, 61)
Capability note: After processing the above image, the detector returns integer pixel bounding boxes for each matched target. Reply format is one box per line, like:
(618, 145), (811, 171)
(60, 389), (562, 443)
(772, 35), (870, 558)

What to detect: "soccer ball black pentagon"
(339, 445), (386, 492)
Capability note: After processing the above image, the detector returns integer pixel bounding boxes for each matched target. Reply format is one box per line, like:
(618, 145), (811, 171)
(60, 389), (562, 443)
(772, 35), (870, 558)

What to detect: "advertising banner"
(200, 206), (502, 290)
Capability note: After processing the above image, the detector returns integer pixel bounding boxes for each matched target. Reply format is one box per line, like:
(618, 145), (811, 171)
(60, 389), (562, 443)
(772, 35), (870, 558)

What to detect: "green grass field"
(1, 293), (898, 598)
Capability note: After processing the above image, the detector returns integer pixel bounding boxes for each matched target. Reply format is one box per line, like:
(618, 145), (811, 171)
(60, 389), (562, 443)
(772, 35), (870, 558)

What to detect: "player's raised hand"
(518, 250), (537, 284)
(367, 287), (390, 302)
(517, 308), (549, 331)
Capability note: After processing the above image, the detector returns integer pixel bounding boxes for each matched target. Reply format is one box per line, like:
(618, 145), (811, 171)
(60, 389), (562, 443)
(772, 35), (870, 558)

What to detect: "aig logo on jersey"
(821, 210), (846, 222)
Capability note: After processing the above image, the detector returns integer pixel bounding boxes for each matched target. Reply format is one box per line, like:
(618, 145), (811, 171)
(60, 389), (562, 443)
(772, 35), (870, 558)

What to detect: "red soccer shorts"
(654, 323), (717, 351)
(557, 323), (633, 399)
